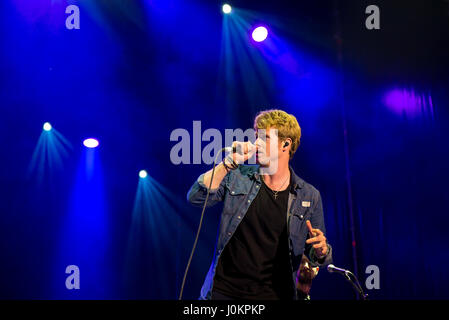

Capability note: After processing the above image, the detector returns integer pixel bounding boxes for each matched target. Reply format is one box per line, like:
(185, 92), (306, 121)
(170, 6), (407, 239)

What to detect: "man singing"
(187, 109), (332, 300)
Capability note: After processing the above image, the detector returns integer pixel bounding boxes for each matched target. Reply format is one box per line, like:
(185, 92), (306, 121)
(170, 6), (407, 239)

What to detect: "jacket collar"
(289, 166), (305, 192)
(245, 164), (305, 193)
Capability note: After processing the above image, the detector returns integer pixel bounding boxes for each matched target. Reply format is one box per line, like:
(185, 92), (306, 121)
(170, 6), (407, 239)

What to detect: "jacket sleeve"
(305, 190), (333, 267)
(186, 171), (229, 208)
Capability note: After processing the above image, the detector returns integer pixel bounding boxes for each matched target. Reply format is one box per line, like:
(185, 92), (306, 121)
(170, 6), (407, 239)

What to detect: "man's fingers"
(306, 221), (324, 238)
(244, 142), (255, 154)
(305, 222), (328, 256)
(243, 143), (256, 161)
(247, 142), (256, 156)
(232, 141), (256, 163)
(233, 141), (255, 154)
(306, 235), (326, 244)
(306, 220), (313, 235)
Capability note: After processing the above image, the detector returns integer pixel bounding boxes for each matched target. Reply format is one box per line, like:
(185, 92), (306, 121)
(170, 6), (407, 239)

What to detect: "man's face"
(254, 127), (280, 167)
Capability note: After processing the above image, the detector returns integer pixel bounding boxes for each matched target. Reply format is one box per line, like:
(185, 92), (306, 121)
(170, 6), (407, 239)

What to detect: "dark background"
(0, 0), (448, 299)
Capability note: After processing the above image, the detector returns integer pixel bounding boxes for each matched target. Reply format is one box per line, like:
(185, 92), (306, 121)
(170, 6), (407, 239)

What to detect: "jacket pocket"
(225, 179), (250, 196)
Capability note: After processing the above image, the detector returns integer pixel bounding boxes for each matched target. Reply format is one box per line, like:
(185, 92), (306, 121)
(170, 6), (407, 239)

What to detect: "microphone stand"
(341, 270), (369, 300)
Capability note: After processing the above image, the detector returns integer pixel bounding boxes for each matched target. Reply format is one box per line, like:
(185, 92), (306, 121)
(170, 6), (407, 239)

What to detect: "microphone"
(224, 146), (237, 153)
(327, 264), (351, 276)
(224, 143), (256, 154)
(327, 264), (369, 300)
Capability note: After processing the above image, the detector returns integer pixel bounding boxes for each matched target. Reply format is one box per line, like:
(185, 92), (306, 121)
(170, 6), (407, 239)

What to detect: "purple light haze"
(12, 0), (67, 26)
(383, 88), (434, 118)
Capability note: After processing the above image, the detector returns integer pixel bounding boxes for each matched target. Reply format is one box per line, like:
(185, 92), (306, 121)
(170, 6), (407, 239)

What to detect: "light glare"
(139, 170), (148, 179)
(43, 122), (52, 131)
(252, 26), (268, 42)
(83, 138), (99, 148)
(222, 4), (232, 14)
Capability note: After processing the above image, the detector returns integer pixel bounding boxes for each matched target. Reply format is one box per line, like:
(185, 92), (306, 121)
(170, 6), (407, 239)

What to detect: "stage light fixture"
(139, 170), (148, 179)
(252, 26), (268, 42)
(43, 122), (52, 131)
(83, 138), (99, 148)
(222, 4), (232, 14)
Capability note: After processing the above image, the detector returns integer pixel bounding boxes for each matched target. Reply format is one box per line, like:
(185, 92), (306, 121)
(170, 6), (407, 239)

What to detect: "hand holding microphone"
(224, 141), (256, 169)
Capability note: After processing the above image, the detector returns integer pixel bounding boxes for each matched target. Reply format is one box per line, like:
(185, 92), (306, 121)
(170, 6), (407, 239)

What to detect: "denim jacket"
(187, 164), (332, 300)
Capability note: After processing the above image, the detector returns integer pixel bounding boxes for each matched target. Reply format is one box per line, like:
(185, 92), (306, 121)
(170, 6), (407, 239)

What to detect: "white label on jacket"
(302, 201), (311, 207)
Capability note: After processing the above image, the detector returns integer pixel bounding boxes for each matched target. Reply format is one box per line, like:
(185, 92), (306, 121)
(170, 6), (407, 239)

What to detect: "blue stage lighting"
(222, 4), (232, 14)
(83, 138), (99, 148)
(252, 26), (268, 42)
(139, 170), (148, 179)
(43, 122), (52, 131)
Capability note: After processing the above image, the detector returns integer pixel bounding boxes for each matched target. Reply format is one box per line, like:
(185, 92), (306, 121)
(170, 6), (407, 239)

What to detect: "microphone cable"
(178, 148), (227, 300)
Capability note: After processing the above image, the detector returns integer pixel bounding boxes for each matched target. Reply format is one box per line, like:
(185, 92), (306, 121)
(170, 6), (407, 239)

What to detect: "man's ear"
(283, 138), (292, 149)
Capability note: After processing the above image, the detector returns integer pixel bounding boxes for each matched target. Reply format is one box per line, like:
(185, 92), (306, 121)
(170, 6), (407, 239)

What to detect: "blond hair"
(253, 109), (301, 159)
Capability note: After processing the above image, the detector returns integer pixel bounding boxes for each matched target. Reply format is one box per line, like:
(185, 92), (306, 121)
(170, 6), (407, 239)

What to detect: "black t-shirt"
(213, 174), (294, 300)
